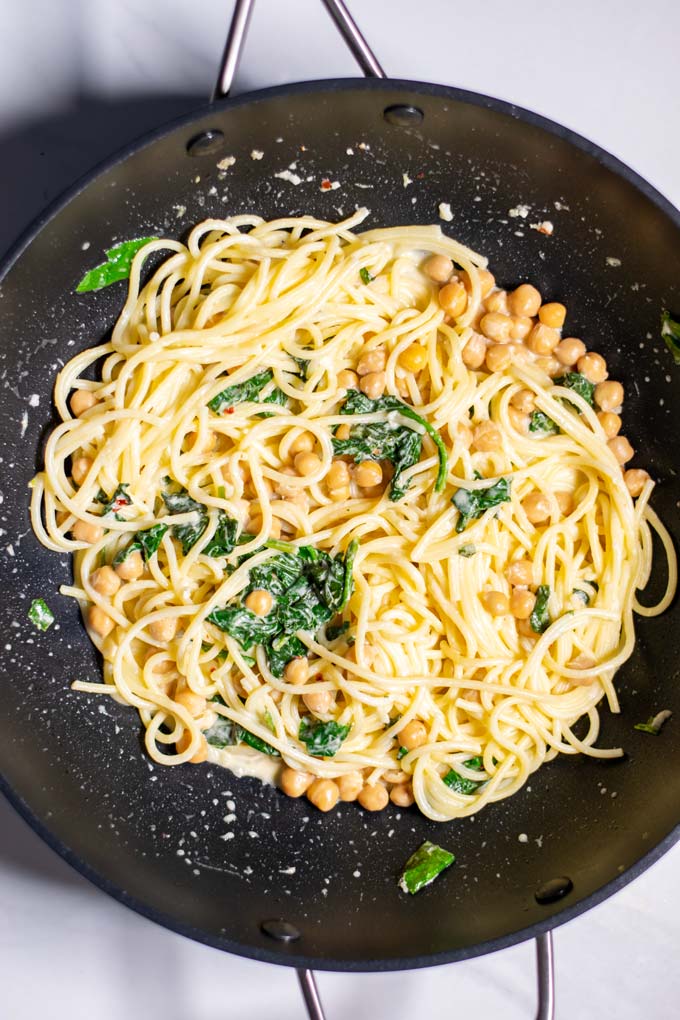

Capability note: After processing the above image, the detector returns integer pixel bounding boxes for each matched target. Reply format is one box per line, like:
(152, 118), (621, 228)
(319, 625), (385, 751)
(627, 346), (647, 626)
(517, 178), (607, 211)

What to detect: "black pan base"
(1, 78), (679, 971)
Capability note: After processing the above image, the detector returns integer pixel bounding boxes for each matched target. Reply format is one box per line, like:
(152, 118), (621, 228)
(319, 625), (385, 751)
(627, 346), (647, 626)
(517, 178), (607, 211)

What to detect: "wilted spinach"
(452, 477), (511, 532)
(298, 718), (351, 757)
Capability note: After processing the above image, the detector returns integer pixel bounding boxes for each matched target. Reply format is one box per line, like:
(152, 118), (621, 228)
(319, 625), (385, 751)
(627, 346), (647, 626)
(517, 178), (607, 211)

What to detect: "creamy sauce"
(207, 744), (281, 785)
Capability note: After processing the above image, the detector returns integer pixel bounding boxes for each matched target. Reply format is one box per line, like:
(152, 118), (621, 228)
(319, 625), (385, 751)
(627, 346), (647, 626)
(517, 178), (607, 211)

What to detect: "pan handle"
(212, 0), (385, 100)
(294, 933), (555, 1019)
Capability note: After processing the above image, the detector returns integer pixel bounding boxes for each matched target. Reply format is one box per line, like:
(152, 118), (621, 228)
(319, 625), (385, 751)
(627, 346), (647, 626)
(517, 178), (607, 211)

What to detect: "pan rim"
(2, 74), (680, 973)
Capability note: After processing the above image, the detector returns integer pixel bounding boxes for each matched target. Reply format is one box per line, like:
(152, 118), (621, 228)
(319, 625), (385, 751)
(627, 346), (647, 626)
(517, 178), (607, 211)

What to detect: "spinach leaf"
(299, 718), (351, 757)
(28, 598), (54, 632)
(204, 715), (236, 749)
(443, 756), (485, 795)
(661, 310), (680, 366)
(99, 483), (132, 518)
(162, 490), (207, 553)
(333, 389), (447, 499)
(209, 369), (285, 414)
(359, 267), (373, 284)
(266, 634), (308, 677)
(529, 411), (560, 437)
(235, 724), (280, 756)
(396, 745), (409, 760)
(452, 477), (511, 533)
(398, 841), (455, 895)
(114, 522), (168, 565)
(634, 710), (672, 735)
(76, 237), (159, 293)
(554, 372), (595, 408)
(530, 585), (551, 634)
(207, 605), (281, 647)
(202, 513), (240, 558)
(325, 620), (350, 641)
(458, 543), (476, 557)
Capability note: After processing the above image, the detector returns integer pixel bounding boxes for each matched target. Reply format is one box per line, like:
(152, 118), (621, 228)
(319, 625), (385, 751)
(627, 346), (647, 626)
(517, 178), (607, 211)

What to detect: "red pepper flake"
(416, 171), (425, 179)
(223, 406), (235, 414)
(320, 178), (333, 191)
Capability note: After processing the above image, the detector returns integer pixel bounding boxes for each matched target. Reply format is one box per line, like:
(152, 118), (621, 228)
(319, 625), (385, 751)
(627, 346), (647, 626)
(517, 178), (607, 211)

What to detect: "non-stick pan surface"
(1, 79), (679, 971)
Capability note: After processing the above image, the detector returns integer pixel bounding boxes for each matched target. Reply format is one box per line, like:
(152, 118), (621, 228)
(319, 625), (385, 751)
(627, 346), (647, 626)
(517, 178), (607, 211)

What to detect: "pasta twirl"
(30, 210), (675, 821)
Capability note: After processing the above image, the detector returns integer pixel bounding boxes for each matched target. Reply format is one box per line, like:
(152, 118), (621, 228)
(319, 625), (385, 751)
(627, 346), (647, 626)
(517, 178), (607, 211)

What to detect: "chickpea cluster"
(423, 254), (649, 498)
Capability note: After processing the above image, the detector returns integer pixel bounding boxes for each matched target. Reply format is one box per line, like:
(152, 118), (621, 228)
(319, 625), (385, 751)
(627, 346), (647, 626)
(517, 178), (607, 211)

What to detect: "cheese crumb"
(402, 173), (412, 188)
(216, 156), (236, 170)
(606, 256), (622, 267)
(508, 204), (530, 219)
(250, 149), (264, 160)
(438, 202), (453, 222)
(530, 220), (554, 235)
(275, 169), (302, 186)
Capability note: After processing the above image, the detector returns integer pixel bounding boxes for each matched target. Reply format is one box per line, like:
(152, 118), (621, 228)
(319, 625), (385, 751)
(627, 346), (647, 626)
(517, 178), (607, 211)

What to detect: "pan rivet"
(535, 876), (573, 905)
(383, 104), (424, 126)
(261, 918), (301, 942)
(186, 129), (225, 156)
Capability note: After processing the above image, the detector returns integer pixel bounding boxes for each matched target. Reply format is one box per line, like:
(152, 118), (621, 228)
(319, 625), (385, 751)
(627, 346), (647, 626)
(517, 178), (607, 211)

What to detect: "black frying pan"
(1, 1), (679, 1015)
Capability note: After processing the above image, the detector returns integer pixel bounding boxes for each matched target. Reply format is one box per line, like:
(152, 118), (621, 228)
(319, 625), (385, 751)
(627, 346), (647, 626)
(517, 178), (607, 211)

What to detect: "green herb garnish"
(333, 389), (447, 500)
(442, 755), (485, 795)
(530, 585), (551, 634)
(398, 840), (455, 895)
(28, 598), (54, 632)
(359, 267), (373, 284)
(76, 237), (159, 293)
(298, 718), (351, 757)
(661, 310), (680, 366)
(452, 477), (511, 533)
(396, 745), (409, 760)
(634, 710), (672, 735)
(529, 411), (560, 437)
(554, 372), (595, 408)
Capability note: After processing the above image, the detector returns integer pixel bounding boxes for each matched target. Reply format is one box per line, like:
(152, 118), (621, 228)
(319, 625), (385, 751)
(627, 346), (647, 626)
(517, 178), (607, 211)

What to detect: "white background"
(1, 1), (680, 1017)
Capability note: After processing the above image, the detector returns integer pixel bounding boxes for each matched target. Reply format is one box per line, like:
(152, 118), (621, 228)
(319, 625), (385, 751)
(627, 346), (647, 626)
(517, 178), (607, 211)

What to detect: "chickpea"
(508, 407), (529, 433)
(472, 420), (502, 452)
(244, 588), (274, 616)
(149, 616), (179, 643)
(336, 770), (364, 801)
(88, 605), (114, 637)
(484, 290), (509, 315)
(337, 369), (358, 390)
(71, 456), (92, 487)
(356, 348), (386, 376)
(535, 356), (562, 377)
(485, 343), (513, 374)
(505, 559), (534, 587)
(70, 389), (97, 417)
(509, 343), (532, 366)
(359, 371), (386, 399)
(275, 466), (301, 498)
(608, 435), (634, 465)
(72, 520), (104, 544)
(461, 332), (487, 369)
(423, 253), (453, 284)
(510, 388), (536, 413)
(577, 352), (608, 384)
(90, 565), (121, 597)
(624, 468), (650, 497)
(399, 344), (428, 373)
(568, 654), (596, 671)
(399, 719), (428, 750)
(358, 783), (389, 811)
(176, 730), (209, 763)
(289, 432), (315, 456)
(439, 280), (468, 318)
(597, 411), (622, 438)
(594, 380), (624, 412)
(355, 460), (383, 488)
(307, 778), (340, 812)
(508, 283), (542, 318)
(187, 429), (217, 453)
(175, 688), (206, 718)
(481, 590), (510, 616)
(461, 268), (495, 297)
(335, 423), (352, 441)
(303, 688), (334, 714)
(510, 315), (533, 340)
(284, 656), (308, 685)
(527, 323), (560, 356)
(522, 493), (552, 524)
(115, 549), (144, 580)
(510, 588), (536, 620)
(538, 302), (567, 329)
(552, 492), (574, 519)
(328, 485), (351, 502)
(144, 648), (175, 674)
(517, 617), (538, 639)
(390, 783), (415, 807)
(280, 767), (314, 798)
(480, 312), (512, 343)
(294, 451), (322, 477)
(555, 337), (586, 366)
(327, 460), (350, 489)
(383, 769), (410, 785)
